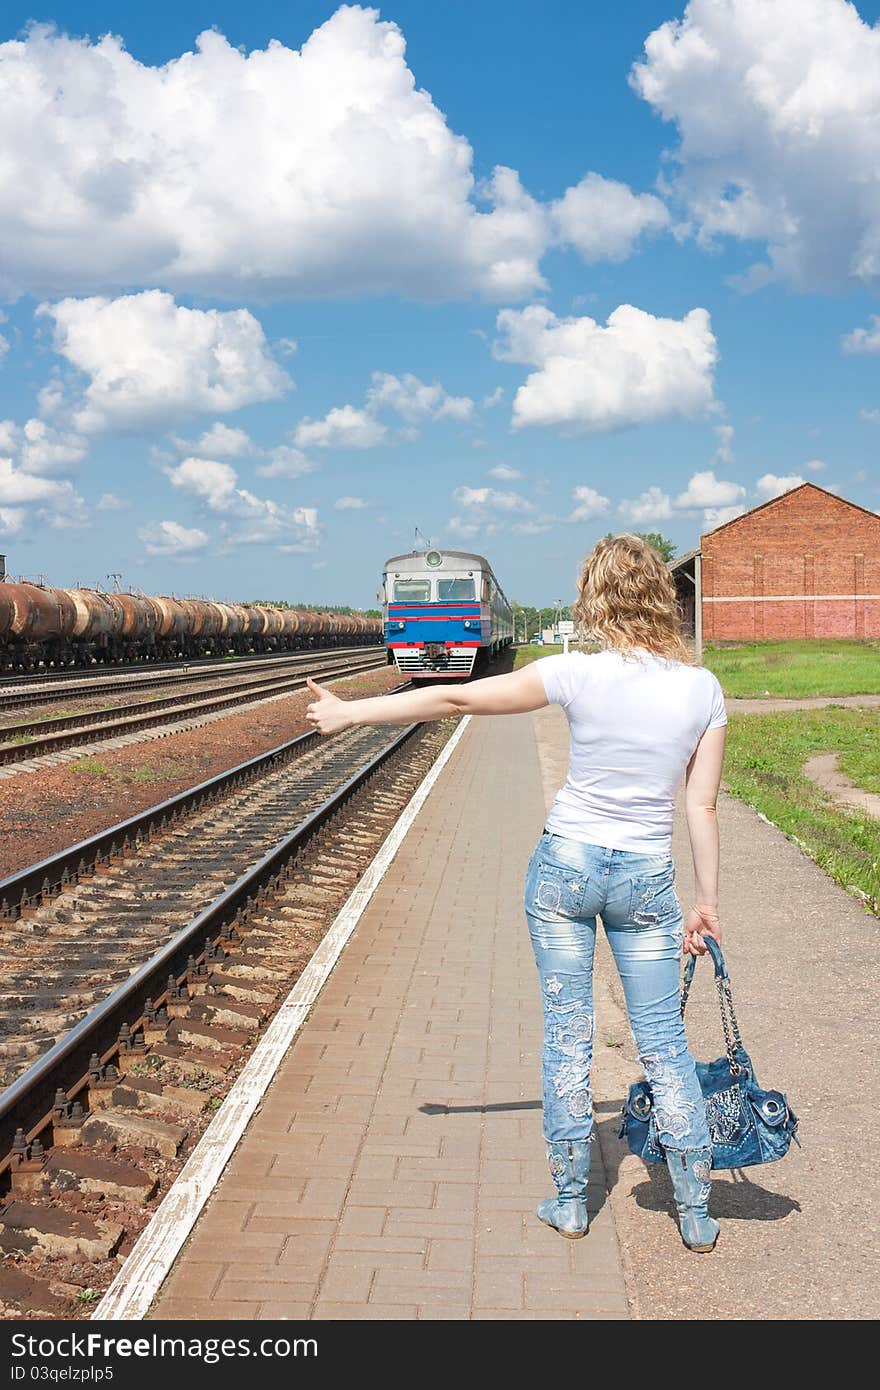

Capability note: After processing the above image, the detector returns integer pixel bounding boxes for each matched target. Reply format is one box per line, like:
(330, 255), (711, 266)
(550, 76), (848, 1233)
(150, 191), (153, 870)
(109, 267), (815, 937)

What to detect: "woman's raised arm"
(305, 665), (549, 735)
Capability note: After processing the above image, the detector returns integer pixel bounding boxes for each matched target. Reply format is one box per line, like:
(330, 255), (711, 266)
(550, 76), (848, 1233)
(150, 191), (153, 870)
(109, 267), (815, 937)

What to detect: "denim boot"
(536, 1139), (591, 1239)
(665, 1147), (719, 1252)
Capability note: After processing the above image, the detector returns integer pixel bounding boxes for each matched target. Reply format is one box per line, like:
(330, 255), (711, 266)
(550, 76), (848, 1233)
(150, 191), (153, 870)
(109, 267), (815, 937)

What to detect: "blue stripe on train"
(385, 622), (485, 643)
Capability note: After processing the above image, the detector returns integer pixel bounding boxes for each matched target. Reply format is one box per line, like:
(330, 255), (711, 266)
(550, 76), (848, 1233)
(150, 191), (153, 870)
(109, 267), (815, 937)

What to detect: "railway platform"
(90, 690), (878, 1322)
(124, 710), (630, 1321)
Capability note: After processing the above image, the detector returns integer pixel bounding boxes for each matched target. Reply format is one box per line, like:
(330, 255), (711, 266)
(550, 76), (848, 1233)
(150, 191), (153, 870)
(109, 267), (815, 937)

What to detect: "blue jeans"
(525, 832), (711, 1150)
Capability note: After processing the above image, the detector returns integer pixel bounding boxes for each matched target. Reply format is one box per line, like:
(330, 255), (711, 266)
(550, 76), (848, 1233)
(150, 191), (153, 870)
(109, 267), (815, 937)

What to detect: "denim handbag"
(620, 937), (800, 1169)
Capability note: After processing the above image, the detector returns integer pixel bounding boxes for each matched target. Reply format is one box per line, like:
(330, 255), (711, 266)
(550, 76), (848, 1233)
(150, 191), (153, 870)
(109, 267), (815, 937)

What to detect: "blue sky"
(0, 0), (878, 608)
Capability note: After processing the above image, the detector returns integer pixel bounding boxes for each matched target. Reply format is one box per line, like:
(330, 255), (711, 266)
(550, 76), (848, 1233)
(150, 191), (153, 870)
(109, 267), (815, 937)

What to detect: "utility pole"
(108, 573), (123, 593)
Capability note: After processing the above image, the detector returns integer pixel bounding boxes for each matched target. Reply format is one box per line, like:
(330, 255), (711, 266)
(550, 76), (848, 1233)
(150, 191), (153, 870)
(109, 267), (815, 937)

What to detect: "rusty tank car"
(0, 562), (381, 670)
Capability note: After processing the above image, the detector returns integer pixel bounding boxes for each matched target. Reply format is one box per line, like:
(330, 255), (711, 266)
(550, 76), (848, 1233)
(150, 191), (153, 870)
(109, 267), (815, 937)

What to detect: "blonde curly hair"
(573, 534), (694, 664)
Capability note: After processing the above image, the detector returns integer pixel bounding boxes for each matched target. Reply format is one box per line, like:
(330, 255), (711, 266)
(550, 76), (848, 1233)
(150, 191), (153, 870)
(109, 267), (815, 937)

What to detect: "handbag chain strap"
(680, 960), (745, 1076)
(716, 973), (744, 1075)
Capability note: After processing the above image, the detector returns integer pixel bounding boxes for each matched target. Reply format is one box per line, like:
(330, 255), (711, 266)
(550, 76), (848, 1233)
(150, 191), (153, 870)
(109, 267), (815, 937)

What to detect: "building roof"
(668, 546), (701, 572)
(700, 481), (880, 541)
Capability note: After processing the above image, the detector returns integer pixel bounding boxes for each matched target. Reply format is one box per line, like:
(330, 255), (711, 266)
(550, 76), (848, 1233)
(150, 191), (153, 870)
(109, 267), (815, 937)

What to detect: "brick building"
(671, 482), (880, 648)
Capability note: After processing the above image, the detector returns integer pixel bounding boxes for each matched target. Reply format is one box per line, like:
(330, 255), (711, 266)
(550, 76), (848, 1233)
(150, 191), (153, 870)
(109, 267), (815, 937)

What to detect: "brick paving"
(152, 713), (630, 1321)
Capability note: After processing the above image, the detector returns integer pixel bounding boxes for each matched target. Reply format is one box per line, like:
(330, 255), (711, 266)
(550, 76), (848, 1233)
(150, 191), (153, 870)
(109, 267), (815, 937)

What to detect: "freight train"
(0, 570), (381, 671)
(382, 548), (513, 678)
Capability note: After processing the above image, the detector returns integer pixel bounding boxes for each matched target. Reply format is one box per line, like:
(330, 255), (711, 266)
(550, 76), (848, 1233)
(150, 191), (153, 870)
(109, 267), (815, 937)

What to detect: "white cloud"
(0, 457), (76, 507)
(703, 504), (747, 529)
(631, 0), (880, 294)
(165, 455), (319, 550)
(860, 409), (880, 424)
(495, 303), (717, 434)
(97, 492), (130, 511)
(0, 11), (551, 302)
(0, 12), (682, 306)
(482, 387), (504, 408)
(367, 372), (474, 423)
(804, 458), (826, 472)
(255, 446), (316, 480)
(293, 405), (387, 451)
(0, 334), (8, 364)
(675, 469), (746, 509)
(0, 419), (88, 477)
(550, 173), (669, 262)
(446, 479), (540, 540)
(619, 486), (674, 524)
(176, 423), (256, 458)
(0, 507), (24, 535)
(712, 423), (735, 467)
(569, 485), (611, 521)
(293, 368), (473, 449)
(0, 427), (89, 531)
(843, 317), (880, 354)
(452, 485), (533, 513)
(621, 467), (749, 530)
(19, 419), (88, 476)
(166, 457), (238, 509)
(488, 463), (522, 481)
(139, 519), (208, 556)
(334, 496), (369, 510)
(755, 473), (806, 500)
(447, 518), (488, 539)
(39, 291), (289, 432)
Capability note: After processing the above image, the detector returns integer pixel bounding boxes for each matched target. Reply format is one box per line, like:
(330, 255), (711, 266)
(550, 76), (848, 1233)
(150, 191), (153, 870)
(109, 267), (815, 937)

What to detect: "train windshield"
(437, 578), (476, 600)
(392, 579), (431, 602)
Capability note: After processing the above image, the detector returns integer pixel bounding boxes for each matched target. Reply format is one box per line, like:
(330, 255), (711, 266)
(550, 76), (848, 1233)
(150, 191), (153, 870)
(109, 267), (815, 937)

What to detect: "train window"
(393, 579), (431, 602)
(437, 578), (475, 600)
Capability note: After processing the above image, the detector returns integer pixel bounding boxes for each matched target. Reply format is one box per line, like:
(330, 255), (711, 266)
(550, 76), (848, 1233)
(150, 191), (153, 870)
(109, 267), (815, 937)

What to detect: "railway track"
(0, 706), (456, 1318)
(0, 645), (382, 713)
(0, 648), (385, 767)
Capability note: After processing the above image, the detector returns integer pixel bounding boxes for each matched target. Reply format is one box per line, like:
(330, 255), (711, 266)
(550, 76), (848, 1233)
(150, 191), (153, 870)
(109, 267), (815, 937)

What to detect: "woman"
(306, 534), (726, 1254)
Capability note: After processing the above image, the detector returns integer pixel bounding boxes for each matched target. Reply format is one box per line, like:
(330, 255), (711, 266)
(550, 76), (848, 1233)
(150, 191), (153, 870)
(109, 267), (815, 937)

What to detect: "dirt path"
(531, 705), (880, 1321)
(727, 694), (880, 714)
(803, 752), (880, 819)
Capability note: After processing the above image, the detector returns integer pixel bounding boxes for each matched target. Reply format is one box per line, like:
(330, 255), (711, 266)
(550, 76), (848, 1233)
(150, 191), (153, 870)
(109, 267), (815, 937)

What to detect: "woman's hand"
(305, 678), (354, 735)
(683, 904), (722, 957)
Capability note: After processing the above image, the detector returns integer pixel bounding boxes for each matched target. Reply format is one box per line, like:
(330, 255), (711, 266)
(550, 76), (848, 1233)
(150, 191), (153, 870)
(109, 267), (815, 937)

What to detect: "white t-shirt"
(536, 648), (727, 854)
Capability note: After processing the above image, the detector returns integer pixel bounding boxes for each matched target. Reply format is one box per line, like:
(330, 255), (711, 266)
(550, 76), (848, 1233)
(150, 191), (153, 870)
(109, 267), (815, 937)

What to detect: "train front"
(383, 549), (482, 678)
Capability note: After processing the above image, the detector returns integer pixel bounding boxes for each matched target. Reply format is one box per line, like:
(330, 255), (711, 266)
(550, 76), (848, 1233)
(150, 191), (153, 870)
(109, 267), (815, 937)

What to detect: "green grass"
(724, 708), (879, 914)
(840, 734), (880, 796)
(513, 643), (571, 668)
(71, 757), (186, 783)
(704, 639), (880, 698)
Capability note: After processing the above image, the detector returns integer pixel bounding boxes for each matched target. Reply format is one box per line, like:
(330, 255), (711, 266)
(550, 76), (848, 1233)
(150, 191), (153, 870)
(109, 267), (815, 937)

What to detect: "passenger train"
(382, 549), (513, 679)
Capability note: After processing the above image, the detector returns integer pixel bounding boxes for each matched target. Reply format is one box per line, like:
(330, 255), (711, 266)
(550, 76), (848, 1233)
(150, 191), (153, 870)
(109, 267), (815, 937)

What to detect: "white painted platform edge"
(92, 715), (472, 1322)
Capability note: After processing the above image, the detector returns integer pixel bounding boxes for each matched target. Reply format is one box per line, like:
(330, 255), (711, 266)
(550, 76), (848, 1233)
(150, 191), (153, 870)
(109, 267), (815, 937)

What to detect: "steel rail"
(0, 644), (381, 713)
(0, 649), (381, 739)
(0, 720), (419, 1169)
(0, 650), (384, 766)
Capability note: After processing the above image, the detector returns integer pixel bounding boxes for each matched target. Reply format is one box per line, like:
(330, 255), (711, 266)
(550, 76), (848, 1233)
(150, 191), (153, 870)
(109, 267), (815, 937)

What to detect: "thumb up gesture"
(305, 677), (352, 735)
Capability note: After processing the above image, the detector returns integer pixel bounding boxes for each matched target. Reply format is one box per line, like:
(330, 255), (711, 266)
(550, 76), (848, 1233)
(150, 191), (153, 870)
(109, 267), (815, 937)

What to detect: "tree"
(511, 600), (571, 641)
(604, 530), (677, 562)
